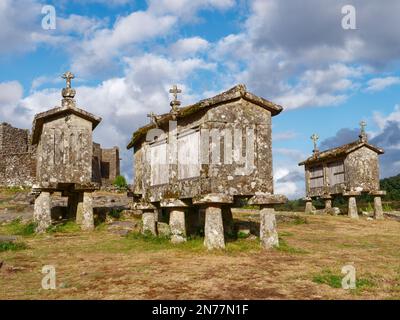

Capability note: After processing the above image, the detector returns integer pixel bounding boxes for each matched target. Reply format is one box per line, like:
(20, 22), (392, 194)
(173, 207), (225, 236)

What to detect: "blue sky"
(1, 0), (400, 198)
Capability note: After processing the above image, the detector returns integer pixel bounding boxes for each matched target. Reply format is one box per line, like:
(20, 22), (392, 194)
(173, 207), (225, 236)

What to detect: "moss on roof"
(127, 84), (283, 149)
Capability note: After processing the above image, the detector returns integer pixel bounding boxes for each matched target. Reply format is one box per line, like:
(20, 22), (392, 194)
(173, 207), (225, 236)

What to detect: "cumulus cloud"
(170, 37), (209, 57)
(319, 128), (360, 150)
(274, 167), (304, 199)
(318, 105), (400, 179)
(365, 76), (400, 93)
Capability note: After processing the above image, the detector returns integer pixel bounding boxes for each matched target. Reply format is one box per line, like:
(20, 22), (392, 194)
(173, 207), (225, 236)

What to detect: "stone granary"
(298, 122), (386, 219)
(31, 72), (102, 232)
(127, 84), (287, 249)
(0, 123), (119, 188)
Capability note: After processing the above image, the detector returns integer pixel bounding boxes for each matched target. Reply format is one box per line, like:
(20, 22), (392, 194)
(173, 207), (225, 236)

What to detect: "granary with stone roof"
(32, 72), (103, 233)
(127, 84), (287, 249)
(298, 122), (386, 219)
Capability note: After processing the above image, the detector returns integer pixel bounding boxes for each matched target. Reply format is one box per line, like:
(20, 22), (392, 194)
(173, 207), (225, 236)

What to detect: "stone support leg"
(142, 210), (157, 235)
(169, 209), (187, 243)
(373, 196), (384, 220)
(259, 205), (279, 249)
(34, 192), (52, 233)
(75, 193), (84, 225)
(81, 192), (94, 231)
(204, 205), (225, 250)
(348, 196), (359, 219)
(324, 198), (332, 210)
(305, 200), (313, 214)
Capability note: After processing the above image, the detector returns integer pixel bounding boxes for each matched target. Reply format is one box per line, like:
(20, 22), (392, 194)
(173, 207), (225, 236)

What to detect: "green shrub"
(113, 175), (128, 190)
(109, 209), (123, 220)
(0, 241), (27, 252)
(47, 221), (80, 233)
(3, 218), (36, 236)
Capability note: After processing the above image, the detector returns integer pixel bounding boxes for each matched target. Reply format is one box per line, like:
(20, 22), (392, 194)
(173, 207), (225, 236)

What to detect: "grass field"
(1, 212), (399, 300)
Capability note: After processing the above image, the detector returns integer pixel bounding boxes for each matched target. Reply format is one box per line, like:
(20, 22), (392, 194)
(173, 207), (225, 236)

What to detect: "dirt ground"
(1, 211), (399, 300)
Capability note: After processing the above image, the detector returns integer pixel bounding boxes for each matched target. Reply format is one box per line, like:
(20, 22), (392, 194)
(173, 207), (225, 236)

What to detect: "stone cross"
(359, 120), (367, 142)
(169, 84), (181, 103)
(360, 120), (367, 134)
(311, 133), (319, 152)
(62, 71), (74, 89)
(147, 112), (158, 127)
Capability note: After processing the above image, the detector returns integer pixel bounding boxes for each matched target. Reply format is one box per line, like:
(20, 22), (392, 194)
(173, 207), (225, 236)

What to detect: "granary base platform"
(33, 184), (98, 233)
(304, 190), (387, 220)
(133, 193), (287, 250)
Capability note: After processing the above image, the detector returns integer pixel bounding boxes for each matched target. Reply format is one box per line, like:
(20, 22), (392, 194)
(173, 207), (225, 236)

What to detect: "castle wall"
(0, 123), (120, 188)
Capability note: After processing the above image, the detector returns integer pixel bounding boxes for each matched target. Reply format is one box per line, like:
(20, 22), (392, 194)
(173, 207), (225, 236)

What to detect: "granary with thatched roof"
(127, 84), (287, 249)
(298, 122), (386, 219)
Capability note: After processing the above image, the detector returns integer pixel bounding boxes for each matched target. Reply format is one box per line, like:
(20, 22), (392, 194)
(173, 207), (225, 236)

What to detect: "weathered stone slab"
(160, 198), (189, 208)
(248, 193), (287, 205)
(193, 194), (233, 205)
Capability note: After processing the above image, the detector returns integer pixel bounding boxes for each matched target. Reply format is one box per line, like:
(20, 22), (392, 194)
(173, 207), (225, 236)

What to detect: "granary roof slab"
(31, 105), (102, 145)
(127, 84), (283, 149)
(298, 140), (384, 166)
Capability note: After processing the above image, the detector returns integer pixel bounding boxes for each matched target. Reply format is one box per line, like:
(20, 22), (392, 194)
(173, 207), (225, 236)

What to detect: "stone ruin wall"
(0, 123), (37, 187)
(0, 122), (120, 188)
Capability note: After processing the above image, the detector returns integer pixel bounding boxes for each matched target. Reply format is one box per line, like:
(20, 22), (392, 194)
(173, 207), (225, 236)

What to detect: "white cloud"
(170, 37), (209, 57)
(373, 105), (400, 130)
(365, 77), (400, 93)
(70, 11), (177, 76)
(147, 0), (235, 20)
(273, 131), (298, 141)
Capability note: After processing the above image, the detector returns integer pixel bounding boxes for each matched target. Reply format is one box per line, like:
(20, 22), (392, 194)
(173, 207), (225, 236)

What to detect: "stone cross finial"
(62, 71), (74, 89)
(169, 84), (181, 103)
(147, 112), (158, 127)
(169, 85), (182, 115)
(61, 71), (76, 107)
(359, 120), (367, 142)
(311, 133), (319, 154)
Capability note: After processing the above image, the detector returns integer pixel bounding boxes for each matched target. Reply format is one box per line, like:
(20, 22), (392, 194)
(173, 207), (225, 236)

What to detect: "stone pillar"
(324, 198), (332, 210)
(259, 205), (279, 249)
(204, 205), (225, 250)
(304, 198), (313, 214)
(34, 191), (52, 233)
(81, 192), (94, 231)
(169, 209), (186, 243)
(347, 196), (359, 219)
(142, 210), (157, 235)
(75, 193), (84, 225)
(373, 196), (384, 220)
(248, 193), (288, 249)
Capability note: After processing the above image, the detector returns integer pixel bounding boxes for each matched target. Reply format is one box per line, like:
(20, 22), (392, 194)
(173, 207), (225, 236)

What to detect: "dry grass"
(0, 213), (399, 300)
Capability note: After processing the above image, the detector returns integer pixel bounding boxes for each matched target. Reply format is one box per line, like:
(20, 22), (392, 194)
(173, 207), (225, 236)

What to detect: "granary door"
(327, 161), (345, 186)
(150, 139), (169, 186)
(177, 129), (200, 180)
